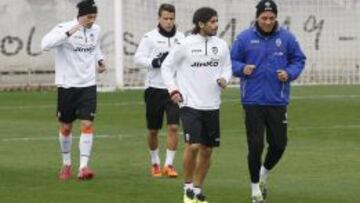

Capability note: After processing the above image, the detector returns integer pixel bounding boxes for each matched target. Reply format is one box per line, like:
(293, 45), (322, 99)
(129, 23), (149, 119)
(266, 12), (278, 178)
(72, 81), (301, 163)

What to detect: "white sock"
(59, 132), (72, 166)
(251, 183), (262, 197)
(260, 165), (270, 183)
(79, 133), (93, 169)
(184, 182), (194, 192)
(150, 148), (160, 165)
(193, 187), (202, 196)
(165, 149), (176, 166)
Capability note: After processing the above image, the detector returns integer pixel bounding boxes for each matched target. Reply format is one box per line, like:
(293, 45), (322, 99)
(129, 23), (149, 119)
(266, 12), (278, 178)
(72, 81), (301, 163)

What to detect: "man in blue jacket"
(231, 1), (306, 202)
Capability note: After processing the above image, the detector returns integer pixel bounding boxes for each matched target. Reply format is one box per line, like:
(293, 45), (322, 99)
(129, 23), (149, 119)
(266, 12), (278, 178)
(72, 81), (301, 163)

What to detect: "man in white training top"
(134, 3), (185, 178)
(161, 7), (232, 203)
(41, 0), (106, 181)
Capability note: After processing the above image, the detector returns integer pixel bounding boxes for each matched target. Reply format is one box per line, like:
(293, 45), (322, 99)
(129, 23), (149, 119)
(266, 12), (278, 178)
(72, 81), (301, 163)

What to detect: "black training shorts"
(180, 106), (220, 147)
(57, 85), (97, 123)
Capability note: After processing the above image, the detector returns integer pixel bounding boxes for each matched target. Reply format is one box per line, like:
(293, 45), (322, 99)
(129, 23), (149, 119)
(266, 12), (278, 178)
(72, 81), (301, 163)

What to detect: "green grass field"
(0, 85), (359, 203)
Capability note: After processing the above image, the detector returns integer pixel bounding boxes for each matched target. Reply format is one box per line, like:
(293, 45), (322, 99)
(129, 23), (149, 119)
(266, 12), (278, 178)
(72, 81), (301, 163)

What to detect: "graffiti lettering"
(0, 15), (342, 57)
(219, 18), (236, 45)
(1, 36), (23, 56)
(123, 32), (138, 56)
(27, 26), (41, 56)
(304, 15), (324, 50)
(1, 26), (41, 57)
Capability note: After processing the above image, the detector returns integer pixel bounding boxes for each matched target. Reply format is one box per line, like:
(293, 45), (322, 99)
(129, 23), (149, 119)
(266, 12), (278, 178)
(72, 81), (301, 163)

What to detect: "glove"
(151, 52), (169, 68)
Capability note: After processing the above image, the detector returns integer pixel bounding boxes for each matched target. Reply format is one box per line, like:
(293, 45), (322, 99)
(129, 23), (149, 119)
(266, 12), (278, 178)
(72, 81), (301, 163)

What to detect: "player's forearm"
(41, 31), (68, 51)
(134, 53), (152, 68)
(161, 64), (177, 92)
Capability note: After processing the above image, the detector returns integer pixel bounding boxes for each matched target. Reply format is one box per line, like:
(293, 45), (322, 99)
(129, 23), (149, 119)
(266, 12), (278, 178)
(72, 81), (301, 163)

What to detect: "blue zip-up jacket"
(231, 25), (306, 106)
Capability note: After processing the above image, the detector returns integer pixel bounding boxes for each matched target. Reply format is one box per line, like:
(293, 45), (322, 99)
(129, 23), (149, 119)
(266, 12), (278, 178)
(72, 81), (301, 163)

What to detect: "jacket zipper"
(168, 38), (171, 47)
(84, 29), (87, 43)
(242, 79), (247, 98)
(205, 39), (208, 55)
(281, 82), (285, 98)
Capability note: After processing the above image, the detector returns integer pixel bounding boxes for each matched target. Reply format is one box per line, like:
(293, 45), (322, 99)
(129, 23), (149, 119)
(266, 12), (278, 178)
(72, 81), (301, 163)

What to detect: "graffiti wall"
(0, 0), (359, 88)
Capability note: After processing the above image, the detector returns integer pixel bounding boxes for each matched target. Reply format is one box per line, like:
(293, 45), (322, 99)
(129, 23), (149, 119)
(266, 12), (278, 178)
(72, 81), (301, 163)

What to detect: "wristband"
(170, 90), (181, 98)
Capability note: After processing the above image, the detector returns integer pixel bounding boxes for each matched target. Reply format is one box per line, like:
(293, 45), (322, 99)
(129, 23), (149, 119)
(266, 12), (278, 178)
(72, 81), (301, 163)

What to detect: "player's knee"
(167, 125), (178, 133)
(275, 142), (287, 153)
(248, 143), (264, 159)
(188, 143), (201, 152)
(273, 137), (287, 152)
(60, 124), (72, 136)
(199, 146), (212, 158)
(81, 122), (94, 134)
(60, 127), (71, 136)
(148, 129), (158, 137)
(249, 141), (264, 153)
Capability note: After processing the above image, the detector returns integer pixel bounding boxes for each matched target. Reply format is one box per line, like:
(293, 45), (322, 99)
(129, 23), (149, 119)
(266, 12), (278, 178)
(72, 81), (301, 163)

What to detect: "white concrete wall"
(1, 0), (359, 88)
(0, 0), (115, 87)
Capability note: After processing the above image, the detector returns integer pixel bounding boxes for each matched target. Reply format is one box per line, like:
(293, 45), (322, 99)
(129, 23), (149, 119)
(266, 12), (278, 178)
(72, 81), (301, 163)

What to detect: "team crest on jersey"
(90, 33), (95, 43)
(276, 38), (282, 47)
(211, 46), (218, 55)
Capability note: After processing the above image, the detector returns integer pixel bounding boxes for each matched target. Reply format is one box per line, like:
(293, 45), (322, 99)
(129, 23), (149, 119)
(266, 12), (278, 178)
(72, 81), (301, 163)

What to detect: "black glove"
(151, 52), (169, 68)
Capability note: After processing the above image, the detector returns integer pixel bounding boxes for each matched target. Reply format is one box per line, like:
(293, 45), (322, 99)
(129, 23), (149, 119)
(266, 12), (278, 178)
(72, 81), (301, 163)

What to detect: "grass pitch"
(0, 85), (358, 203)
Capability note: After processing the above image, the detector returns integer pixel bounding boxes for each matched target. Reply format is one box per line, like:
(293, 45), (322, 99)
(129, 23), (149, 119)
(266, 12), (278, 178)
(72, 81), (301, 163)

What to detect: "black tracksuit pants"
(243, 105), (288, 183)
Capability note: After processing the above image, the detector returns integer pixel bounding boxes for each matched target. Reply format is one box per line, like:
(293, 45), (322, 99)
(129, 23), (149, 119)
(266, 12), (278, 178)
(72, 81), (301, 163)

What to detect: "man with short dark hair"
(41, 0), (106, 181)
(231, 1), (306, 202)
(134, 3), (184, 178)
(162, 7), (232, 203)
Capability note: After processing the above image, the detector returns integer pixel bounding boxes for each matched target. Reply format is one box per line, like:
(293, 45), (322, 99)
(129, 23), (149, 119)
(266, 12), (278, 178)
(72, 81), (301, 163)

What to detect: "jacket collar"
(72, 18), (95, 31)
(194, 33), (214, 41)
(157, 24), (176, 38)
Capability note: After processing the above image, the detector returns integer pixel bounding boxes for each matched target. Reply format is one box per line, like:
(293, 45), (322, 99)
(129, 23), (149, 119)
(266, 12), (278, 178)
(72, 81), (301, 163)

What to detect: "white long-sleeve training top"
(161, 34), (232, 110)
(41, 19), (104, 88)
(134, 28), (185, 89)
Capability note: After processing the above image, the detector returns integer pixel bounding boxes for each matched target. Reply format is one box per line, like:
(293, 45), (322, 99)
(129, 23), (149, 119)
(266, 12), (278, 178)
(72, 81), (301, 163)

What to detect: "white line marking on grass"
(1, 134), (130, 142)
(0, 94), (359, 110)
(0, 101), (144, 110)
(290, 124), (360, 130)
(2, 124), (359, 143)
(293, 94), (360, 100)
(222, 94), (360, 103)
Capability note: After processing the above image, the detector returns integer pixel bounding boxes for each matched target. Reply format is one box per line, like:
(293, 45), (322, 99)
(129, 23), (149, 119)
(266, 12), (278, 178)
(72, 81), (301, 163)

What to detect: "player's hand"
(170, 90), (182, 104)
(97, 60), (106, 73)
(67, 24), (83, 36)
(216, 77), (227, 89)
(243, 64), (256, 76)
(277, 69), (289, 82)
(151, 52), (169, 68)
